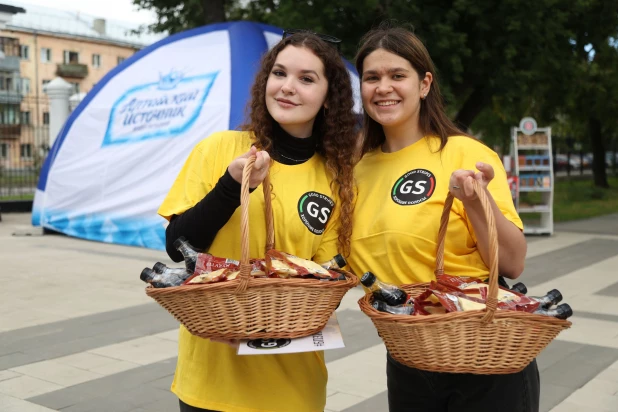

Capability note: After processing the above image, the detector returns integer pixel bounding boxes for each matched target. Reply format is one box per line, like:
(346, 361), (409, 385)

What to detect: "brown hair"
(243, 33), (357, 256)
(355, 23), (470, 154)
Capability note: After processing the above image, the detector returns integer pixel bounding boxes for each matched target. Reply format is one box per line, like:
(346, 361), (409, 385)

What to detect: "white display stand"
(512, 126), (554, 235)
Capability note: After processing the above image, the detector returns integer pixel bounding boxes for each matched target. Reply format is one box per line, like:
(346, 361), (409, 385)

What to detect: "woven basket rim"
(147, 272), (359, 296)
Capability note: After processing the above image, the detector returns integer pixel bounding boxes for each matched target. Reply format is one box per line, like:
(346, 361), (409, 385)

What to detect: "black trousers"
(179, 399), (220, 412)
(386, 354), (540, 412)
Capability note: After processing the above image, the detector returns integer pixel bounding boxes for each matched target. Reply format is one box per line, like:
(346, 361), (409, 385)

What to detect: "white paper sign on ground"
(237, 313), (345, 355)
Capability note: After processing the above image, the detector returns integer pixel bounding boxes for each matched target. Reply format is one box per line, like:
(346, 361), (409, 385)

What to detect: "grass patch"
(553, 176), (618, 222)
(0, 194), (34, 201)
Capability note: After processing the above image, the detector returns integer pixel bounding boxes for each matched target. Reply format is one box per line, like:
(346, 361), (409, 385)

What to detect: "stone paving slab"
(554, 213), (618, 235)
(1, 212), (618, 411)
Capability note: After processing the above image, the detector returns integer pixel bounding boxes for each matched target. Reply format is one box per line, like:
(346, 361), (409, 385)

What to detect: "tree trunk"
(454, 87), (489, 132)
(203, 0), (226, 24)
(588, 116), (609, 188)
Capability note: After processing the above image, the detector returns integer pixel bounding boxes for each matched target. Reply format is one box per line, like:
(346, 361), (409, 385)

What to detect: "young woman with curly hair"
(158, 31), (358, 412)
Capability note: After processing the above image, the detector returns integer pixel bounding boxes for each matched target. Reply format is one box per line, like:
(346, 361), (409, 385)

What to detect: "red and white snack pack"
(402, 274), (541, 315)
(183, 250), (343, 285)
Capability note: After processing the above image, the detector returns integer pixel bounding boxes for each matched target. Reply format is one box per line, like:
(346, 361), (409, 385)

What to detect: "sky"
(5, 0), (158, 25)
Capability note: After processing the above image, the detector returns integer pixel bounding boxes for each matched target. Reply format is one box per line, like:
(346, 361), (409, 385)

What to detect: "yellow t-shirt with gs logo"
(158, 131), (340, 412)
(348, 135), (522, 286)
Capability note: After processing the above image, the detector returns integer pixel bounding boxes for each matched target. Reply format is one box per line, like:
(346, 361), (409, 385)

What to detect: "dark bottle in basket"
(372, 300), (415, 315)
(530, 289), (563, 309)
(153, 262), (191, 281)
(140, 267), (185, 288)
(534, 303), (573, 320)
(174, 236), (199, 273)
(511, 282), (562, 309)
(320, 254), (347, 270)
(361, 272), (408, 306)
(510, 282), (528, 294)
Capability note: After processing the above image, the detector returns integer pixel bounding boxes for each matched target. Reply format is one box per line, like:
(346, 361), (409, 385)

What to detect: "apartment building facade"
(0, 2), (162, 173)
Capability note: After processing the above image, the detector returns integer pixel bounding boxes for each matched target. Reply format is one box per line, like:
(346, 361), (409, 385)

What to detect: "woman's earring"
(421, 93), (427, 100)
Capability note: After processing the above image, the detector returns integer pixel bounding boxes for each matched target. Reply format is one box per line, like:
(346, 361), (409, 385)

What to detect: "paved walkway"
(1, 213), (618, 412)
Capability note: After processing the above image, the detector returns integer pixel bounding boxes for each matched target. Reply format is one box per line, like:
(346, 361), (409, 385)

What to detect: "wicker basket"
(147, 156), (359, 340)
(358, 180), (571, 374)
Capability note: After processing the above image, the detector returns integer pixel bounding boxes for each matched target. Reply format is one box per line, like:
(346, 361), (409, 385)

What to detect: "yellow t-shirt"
(348, 135), (522, 286)
(158, 131), (340, 412)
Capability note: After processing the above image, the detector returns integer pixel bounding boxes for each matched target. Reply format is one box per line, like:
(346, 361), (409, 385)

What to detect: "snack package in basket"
(370, 273), (571, 318)
(184, 258), (267, 284)
(195, 253), (240, 275)
(431, 274), (542, 313)
(265, 250), (338, 279)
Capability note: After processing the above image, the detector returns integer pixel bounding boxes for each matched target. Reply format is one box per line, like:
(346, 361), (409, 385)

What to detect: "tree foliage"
(134, 0), (618, 186)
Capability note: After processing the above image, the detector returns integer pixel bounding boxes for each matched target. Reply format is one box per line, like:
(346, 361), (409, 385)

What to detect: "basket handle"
(235, 155), (275, 294)
(434, 179), (499, 323)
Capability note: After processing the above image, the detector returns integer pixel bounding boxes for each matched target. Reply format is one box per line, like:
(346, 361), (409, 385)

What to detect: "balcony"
(56, 63), (89, 79)
(0, 124), (21, 139)
(0, 56), (19, 72)
(0, 90), (22, 105)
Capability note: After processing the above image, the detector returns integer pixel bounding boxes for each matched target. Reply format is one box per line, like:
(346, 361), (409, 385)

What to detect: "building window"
(0, 74), (15, 91)
(117, 56), (126, 65)
(0, 105), (18, 124)
(19, 45), (29, 60)
(0, 143), (8, 159)
(20, 143), (32, 159)
(70, 82), (80, 94)
(20, 78), (30, 95)
(64, 50), (79, 64)
(92, 54), (101, 68)
(21, 111), (30, 125)
(41, 48), (51, 63)
(43, 112), (49, 125)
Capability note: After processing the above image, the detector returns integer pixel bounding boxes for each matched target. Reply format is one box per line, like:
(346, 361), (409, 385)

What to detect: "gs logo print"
(391, 169), (436, 205)
(298, 191), (335, 235)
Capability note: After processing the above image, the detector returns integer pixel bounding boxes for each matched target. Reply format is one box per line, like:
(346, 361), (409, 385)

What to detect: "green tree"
(134, 0), (618, 186)
(132, 0), (228, 34)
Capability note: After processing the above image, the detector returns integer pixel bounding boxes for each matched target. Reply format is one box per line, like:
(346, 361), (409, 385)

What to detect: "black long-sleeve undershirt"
(165, 127), (317, 262)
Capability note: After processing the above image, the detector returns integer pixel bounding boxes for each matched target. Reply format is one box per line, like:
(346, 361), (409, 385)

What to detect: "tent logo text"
(102, 70), (219, 146)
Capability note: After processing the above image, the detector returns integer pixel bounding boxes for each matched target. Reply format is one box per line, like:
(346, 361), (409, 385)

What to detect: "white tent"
(32, 21), (361, 250)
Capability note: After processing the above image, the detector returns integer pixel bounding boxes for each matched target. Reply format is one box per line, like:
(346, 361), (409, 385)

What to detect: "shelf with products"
(519, 165), (552, 172)
(518, 145), (550, 150)
(511, 126), (554, 235)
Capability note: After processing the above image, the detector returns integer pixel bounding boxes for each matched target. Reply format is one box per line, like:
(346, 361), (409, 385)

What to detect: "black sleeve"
(165, 169), (249, 262)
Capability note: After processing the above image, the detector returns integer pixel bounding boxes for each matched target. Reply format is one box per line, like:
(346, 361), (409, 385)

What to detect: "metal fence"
(551, 136), (618, 178)
(0, 95), (50, 200)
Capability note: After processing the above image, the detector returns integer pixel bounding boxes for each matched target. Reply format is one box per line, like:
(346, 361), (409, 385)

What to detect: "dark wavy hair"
(242, 32), (358, 257)
(355, 23), (470, 154)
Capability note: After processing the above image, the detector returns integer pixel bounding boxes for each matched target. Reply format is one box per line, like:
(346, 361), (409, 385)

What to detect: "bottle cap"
(333, 254), (347, 269)
(547, 289), (563, 304)
(173, 236), (187, 250)
(511, 282), (527, 295)
(556, 303), (573, 319)
(153, 262), (166, 273)
(140, 268), (154, 282)
(360, 272), (377, 287)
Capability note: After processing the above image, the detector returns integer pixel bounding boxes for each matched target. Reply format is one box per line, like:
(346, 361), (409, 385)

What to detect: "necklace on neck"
(276, 150), (312, 163)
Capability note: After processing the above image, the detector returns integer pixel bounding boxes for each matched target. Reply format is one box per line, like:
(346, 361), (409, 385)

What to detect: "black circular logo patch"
(247, 338), (292, 350)
(391, 169), (436, 205)
(298, 192), (335, 234)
